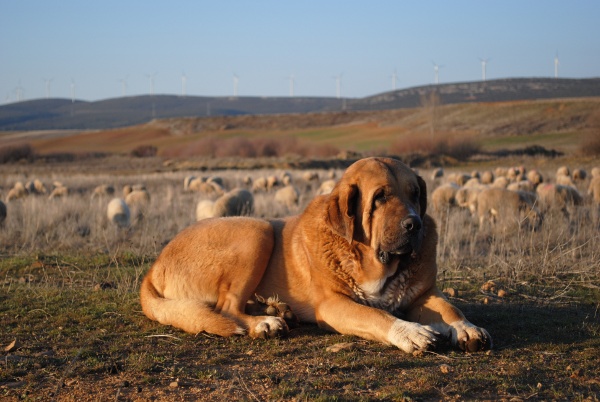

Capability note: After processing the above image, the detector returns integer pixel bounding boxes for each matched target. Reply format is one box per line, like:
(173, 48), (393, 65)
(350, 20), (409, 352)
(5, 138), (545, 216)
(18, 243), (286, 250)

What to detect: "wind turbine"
(146, 72), (157, 95)
(391, 69), (398, 91)
(181, 71), (187, 97)
(15, 81), (24, 102)
(479, 58), (491, 81)
(43, 77), (54, 98)
(432, 62), (443, 85)
(333, 73), (343, 98)
(70, 78), (76, 103)
(119, 76), (128, 97)
(288, 74), (295, 97)
(554, 52), (559, 79)
(233, 73), (239, 97)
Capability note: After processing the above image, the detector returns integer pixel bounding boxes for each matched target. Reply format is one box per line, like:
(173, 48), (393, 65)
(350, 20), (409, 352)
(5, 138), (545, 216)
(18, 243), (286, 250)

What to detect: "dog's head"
(327, 157), (428, 265)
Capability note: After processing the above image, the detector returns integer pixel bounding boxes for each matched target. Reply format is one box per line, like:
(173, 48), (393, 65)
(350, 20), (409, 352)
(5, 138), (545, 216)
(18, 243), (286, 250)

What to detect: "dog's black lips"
(377, 242), (413, 264)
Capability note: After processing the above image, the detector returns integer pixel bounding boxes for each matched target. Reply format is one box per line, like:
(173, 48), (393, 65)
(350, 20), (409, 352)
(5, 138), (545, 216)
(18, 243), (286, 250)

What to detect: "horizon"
(4, 76), (600, 105)
(2, 1), (600, 103)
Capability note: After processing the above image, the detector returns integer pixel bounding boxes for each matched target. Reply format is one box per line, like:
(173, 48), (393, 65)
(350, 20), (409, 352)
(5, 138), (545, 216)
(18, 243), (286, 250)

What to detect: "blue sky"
(2, 1), (599, 102)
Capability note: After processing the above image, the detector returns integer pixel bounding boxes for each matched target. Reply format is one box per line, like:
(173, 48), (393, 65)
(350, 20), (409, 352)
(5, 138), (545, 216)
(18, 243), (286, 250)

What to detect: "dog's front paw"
(449, 321), (492, 352)
(250, 316), (289, 339)
(387, 319), (440, 353)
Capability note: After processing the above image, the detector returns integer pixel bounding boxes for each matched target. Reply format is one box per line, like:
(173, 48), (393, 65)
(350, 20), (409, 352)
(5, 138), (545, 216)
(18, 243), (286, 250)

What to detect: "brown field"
(1, 99), (599, 400)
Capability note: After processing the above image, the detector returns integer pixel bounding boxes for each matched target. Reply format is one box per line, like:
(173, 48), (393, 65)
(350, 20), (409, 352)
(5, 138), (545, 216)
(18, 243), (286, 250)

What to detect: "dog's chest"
(357, 268), (420, 312)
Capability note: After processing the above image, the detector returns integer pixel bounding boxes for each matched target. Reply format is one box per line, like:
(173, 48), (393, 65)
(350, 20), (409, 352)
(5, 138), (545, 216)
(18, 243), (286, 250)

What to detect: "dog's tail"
(139, 267), (245, 337)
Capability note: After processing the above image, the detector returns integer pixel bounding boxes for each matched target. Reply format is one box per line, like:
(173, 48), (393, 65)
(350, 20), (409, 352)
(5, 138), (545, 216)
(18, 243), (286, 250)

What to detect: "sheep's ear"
(326, 182), (358, 244)
(417, 175), (428, 218)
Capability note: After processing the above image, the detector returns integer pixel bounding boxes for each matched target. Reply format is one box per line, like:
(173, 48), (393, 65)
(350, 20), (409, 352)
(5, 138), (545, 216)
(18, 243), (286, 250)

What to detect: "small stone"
(439, 364), (451, 374)
(326, 342), (356, 353)
(497, 289), (508, 298)
(443, 288), (458, 297)
(169, 381), (179, 388)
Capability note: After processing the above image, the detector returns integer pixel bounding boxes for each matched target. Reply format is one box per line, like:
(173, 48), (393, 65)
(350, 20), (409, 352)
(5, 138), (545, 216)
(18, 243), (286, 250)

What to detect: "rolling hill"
(1, 77), (599, 131)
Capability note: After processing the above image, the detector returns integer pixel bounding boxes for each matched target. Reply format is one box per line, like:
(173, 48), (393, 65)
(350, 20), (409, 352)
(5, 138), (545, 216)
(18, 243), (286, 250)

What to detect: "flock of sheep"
(1, 162), (598, 237)
(430, 165), (600, 231)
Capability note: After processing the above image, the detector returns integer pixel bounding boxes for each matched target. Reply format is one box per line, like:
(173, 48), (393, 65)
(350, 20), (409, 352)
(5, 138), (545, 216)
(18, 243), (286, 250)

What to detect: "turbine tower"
(391, 69), (398, 90)
(432, 62), (443, 84)
(43, 77), (53, 99)
(554, 52), (559, 79)
(181, 72), (187, 97)
(119, 76), (128, 97)
(146, 72), (157, 95)
(288, 74), (295, 97)
(479, 58), (490, 81)
(70, 78), (76, 103)
(233, 73), (239, 97)
(333, 73), (343, 98)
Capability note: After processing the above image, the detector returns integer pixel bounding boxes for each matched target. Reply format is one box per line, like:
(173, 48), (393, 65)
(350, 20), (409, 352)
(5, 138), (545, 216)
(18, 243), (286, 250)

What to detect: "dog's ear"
(327, 183), (358, 244)
(417, 175), (428, 218)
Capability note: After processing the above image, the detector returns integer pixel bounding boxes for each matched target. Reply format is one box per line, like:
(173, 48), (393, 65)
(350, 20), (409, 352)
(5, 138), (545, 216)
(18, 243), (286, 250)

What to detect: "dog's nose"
(401, 215), (422, 233)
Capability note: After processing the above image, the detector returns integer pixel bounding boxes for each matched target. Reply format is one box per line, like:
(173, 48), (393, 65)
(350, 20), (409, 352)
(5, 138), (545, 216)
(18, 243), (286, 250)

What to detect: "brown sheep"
(0, 200), (6, 225)
(476, 187), (542, 231)
(572, 168), (587, 182)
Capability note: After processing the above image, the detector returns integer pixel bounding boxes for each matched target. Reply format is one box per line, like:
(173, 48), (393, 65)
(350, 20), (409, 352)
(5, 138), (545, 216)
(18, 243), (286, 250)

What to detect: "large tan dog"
(140, 157), (491, 353)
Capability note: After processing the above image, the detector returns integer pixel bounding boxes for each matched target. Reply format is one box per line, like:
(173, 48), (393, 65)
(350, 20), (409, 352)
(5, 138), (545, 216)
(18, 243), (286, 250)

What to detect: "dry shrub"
(0, 142), (35, 163)
(131, 145), (158, 158)
(163, 136), (339, 159)
(390, 133), (480, 160)
(578, 131), (600, 156)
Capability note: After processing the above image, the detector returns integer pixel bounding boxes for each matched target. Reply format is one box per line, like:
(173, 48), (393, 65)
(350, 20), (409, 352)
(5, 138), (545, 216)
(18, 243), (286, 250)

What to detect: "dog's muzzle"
(377, 215), (423, 265)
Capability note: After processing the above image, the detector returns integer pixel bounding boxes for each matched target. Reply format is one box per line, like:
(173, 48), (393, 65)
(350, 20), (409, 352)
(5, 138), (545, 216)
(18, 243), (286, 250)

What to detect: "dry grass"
(1, 158), (599, 400)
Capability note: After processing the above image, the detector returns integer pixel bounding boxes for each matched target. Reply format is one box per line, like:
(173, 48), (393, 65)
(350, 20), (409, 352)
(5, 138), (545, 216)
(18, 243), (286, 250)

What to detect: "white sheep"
(591, 167), (600, 179)
(196, 188), (254, 220)
(6, 182), (28, 202)
(48, 184), (68, 199)
(316, 179), (337, 196)
(480, 170), (494, 185)
(588, 176), (600, 206)
(430, 183), (459, 214)
(526, 169), (543, 186)
(25, 179), (47, 195)
(91, 184), (115, 199)
(536, 183), (583, 217)
(125, 189), (151, 211)
(183, 175), (196, 191)
(274, 185), (300, 209)
(476, 187), (542, 230)
(430, 167), (444, 181)
(107, 198), (131, 228)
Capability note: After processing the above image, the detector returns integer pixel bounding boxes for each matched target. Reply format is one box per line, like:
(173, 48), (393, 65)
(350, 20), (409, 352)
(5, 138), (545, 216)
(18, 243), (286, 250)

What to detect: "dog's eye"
(373, 190), (386, 207)
(410, 185), (420, 202)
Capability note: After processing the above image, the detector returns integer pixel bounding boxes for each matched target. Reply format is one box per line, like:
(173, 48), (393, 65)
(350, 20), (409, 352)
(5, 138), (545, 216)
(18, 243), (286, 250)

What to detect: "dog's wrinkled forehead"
(345, 157), (417, 189)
